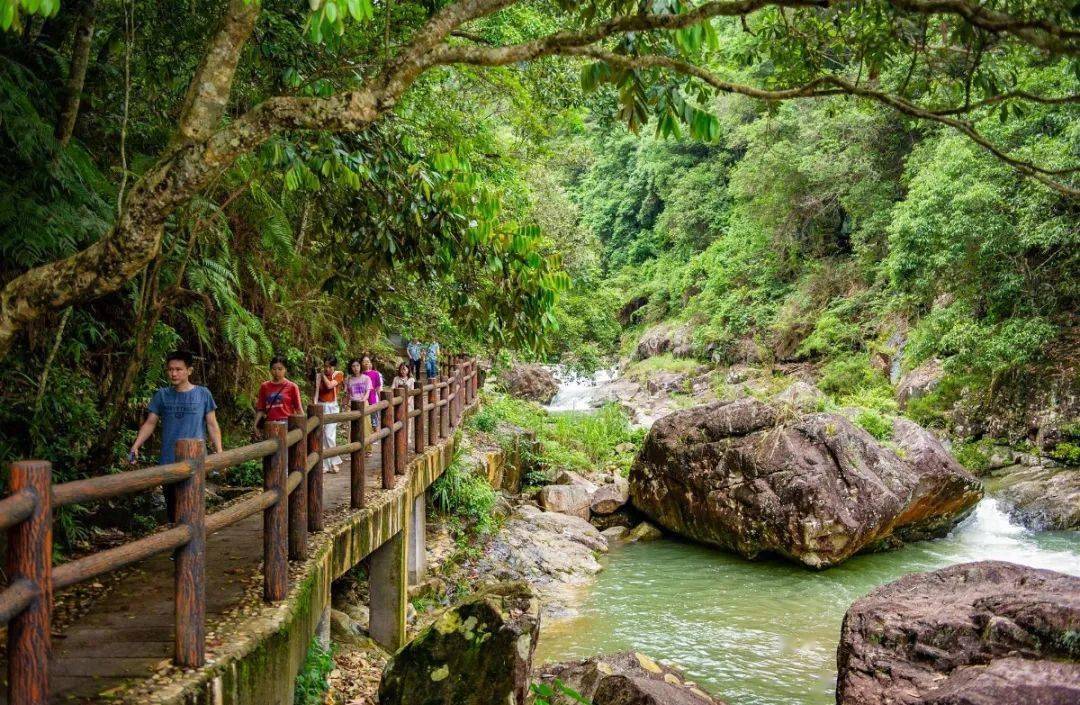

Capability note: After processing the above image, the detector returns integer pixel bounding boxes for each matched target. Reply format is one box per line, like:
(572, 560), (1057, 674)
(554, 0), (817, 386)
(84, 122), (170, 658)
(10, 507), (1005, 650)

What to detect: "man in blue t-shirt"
(130, 350), (223, 465)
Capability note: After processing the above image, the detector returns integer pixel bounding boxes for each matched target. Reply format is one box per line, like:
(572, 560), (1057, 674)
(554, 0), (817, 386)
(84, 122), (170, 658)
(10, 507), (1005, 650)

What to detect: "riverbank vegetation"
(470, 393), (643, 482)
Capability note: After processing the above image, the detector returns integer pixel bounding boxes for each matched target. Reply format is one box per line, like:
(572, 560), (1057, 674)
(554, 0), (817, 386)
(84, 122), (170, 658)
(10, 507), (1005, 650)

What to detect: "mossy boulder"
(378, 581), (540, 705)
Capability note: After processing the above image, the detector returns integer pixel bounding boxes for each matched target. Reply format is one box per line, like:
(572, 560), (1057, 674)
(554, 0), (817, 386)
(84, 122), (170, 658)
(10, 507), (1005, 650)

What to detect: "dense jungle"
(0, 0), (1077, 704)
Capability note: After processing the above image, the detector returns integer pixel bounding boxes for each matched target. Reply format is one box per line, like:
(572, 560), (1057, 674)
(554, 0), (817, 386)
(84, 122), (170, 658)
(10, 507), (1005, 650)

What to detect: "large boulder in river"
(379, 581), (540, 705)
(628, 398), (982, 568)
(499, 363), (559, 404)
(536, 651), (727, 705)
(836, 561), (1080, 705)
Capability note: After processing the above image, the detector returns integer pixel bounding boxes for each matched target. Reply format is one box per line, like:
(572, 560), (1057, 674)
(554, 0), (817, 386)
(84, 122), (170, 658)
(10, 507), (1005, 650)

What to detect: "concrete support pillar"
(369, 526), (408, 651)
(408, 492), (427, 585)
(315, 604), (331, 650)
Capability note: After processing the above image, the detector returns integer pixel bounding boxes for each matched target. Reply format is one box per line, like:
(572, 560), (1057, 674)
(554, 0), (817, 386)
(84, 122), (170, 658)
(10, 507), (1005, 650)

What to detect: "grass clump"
(430, 447), (499, 535)
(294, 637), (334, 705)
(854, 409), (892, 441)
(624, 354), (701, 382)
(471, 392), (643, 479)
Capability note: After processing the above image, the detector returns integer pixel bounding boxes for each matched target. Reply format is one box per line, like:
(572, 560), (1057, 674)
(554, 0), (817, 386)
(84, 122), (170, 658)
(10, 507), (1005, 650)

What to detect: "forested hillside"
(542, 30), (1079, 454)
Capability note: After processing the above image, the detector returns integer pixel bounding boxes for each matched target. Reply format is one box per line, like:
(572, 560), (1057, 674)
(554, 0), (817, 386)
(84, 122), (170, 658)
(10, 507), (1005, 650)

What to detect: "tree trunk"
(55, 0), (97, 147)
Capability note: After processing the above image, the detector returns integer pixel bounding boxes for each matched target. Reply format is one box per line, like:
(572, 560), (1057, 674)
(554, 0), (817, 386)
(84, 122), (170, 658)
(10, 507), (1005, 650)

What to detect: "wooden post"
(7, 460), (52, 705)
(350, 399), (366, 509)
(449, 367), (458, 430)
(287, 413), (308, 561)
(380, 389), (395, 489)
(172, 440), (206, 668)
(414, 385), (426, 455)
(264, 421), (288, 602)
(439, 377), (449, 440)
(394, 387), (407, 475)
(427, 382), (437, 448)
(307, 403), (324, 532)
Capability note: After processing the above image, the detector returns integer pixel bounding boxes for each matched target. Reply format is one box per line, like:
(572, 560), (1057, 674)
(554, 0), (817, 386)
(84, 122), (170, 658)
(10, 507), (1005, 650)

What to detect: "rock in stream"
(629, 398), (982, 568)
(836, 560), (1080, 705)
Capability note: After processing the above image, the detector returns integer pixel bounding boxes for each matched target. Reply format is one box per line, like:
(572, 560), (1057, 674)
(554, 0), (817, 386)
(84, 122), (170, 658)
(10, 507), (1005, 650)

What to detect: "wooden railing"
(0, 356), (480, 705)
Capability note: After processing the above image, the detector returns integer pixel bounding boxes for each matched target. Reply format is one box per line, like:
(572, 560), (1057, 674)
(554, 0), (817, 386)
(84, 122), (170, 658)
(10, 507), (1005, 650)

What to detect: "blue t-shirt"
(148, 386), (217, 463)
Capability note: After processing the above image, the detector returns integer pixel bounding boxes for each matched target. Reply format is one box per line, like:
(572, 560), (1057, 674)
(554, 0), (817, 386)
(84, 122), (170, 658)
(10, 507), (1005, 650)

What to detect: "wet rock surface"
(379, 581), (540, 705)
(536, 651), (727, 705)
(629, 398), (982, 568)
(992, 466), (1080, 530)
(500, 363), (559, 404)
(836, 561), (1080, 705)
(475, 505), (607, 618)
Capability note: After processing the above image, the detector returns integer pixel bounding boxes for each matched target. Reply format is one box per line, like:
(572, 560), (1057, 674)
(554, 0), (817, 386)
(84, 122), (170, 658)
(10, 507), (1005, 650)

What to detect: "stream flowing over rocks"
(628, 397), (982, 568)
(836, 560), (1080, 705)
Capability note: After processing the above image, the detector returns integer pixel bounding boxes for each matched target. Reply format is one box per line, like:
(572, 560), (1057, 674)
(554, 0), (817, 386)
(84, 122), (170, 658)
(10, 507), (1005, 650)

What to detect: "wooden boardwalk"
(11, 449), (394, 704)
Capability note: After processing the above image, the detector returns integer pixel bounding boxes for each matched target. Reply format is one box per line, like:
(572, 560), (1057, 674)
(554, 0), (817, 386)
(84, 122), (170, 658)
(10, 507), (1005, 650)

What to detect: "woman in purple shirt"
(361, 355), (383, 430)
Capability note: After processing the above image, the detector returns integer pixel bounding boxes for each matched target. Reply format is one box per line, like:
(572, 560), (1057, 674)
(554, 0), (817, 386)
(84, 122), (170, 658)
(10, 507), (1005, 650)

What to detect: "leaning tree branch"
(434, 29), (1078, 196)
(0, 0), (509, 357)
(566, 49), (1080, 198)
(886, 0), (1080, 56)
(175, 0), (261, 144)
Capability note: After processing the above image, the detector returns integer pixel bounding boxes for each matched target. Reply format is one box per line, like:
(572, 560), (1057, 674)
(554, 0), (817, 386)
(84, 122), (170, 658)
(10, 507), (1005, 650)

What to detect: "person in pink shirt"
(361, 355), (383, 430)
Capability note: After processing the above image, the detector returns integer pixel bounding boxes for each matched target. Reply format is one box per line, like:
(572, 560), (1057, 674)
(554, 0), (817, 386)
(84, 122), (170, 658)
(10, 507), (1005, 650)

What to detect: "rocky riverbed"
(322, 360), (1078, 704)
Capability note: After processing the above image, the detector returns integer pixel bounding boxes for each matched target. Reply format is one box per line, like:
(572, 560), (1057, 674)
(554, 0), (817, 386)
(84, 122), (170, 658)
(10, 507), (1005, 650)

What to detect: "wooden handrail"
(52, 462), (192, 508)
(0, 579), (36, 625)
(0, 491), (35, 532)
(1, 356), (480, 705)
(53, 524), (193, 590)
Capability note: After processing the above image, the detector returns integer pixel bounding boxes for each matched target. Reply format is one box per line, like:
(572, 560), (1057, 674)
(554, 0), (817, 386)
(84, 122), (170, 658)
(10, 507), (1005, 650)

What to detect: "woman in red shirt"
(253, 356), (303, 438)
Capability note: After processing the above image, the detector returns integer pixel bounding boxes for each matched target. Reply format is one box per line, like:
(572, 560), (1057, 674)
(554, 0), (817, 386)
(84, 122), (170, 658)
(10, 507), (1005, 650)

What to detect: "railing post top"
(7, 460), (51, 494)
(8, 459), (52, 475)
(173, 438), (207, 457)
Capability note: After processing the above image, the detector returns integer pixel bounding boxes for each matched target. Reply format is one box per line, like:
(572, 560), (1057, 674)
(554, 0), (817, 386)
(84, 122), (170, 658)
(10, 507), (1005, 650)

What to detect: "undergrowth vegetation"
(429, 445), (499, 536)
(293, 638), (334, 705)
(469, 392), (644, 481)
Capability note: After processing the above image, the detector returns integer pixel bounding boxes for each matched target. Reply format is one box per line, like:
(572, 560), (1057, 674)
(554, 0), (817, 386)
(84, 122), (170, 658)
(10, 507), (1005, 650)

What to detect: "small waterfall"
(546, 366), (617, 412)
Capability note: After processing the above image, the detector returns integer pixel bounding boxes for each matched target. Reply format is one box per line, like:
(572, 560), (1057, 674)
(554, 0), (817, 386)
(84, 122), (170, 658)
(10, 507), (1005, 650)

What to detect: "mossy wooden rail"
(0, 357), (479, 705)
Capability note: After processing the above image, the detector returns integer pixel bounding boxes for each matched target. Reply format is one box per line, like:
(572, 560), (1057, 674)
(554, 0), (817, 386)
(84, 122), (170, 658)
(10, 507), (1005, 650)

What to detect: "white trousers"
(322, 401), (341, 469)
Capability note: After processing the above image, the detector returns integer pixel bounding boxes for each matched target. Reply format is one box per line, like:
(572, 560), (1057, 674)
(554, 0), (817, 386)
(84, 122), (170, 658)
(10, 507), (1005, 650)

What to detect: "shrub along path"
(10, 448), (395, 704)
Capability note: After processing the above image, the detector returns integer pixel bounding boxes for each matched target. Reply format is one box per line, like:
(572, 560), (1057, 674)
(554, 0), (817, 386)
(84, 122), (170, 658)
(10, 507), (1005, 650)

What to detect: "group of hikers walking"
(128, 340), (442, 474)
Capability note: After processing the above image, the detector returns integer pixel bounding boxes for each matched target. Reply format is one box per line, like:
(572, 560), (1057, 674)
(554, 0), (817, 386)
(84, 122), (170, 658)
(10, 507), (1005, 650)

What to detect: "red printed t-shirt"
(318, 370), (344, 403)
(257, 380), (303, 422)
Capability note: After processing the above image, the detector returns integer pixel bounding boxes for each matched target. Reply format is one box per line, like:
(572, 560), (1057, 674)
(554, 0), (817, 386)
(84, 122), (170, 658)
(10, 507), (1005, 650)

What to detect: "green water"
(536, 499), (1080, 705)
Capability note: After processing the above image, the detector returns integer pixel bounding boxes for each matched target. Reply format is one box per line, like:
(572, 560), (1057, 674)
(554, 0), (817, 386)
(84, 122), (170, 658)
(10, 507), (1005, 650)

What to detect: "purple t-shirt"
(363, 369), (382, 405)
(346, 375), (371, 403)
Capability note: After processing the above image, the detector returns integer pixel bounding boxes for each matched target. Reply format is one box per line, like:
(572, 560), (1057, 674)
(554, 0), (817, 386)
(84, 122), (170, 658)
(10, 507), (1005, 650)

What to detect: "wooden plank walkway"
(9, 447), (396, 704)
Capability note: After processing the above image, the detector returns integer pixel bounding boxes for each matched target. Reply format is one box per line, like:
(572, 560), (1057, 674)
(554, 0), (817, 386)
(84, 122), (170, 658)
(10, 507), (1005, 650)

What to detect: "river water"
(536, 369), (1080, 705)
